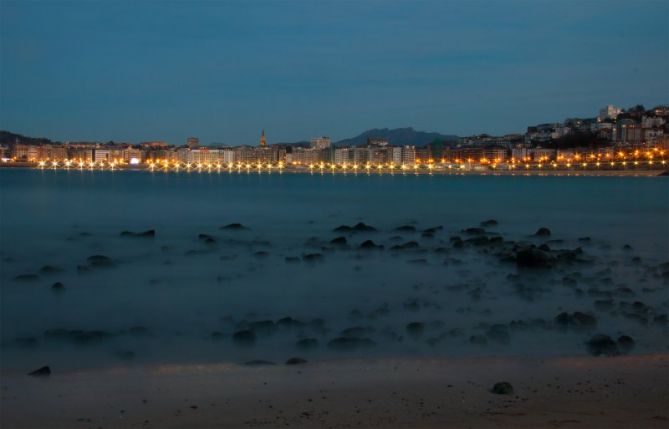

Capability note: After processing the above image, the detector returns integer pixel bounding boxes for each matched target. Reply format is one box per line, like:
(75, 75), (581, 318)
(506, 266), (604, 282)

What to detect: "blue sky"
(1, 0), (667, 145)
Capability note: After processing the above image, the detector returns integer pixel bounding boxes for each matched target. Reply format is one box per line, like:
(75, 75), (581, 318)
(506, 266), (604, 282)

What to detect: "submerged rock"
(120, 230), (155, 238)
(51, 282), (65, 291)
(394, 225), (416, 232)
(86, 255), (114, 267)
(244, 360), (275, 366)
(480, 219), (498, 227)
(327, 337), (375, 351)
(359, 240), (383, 250)
(554, 312), (597, 328)
(406, 322), (425, 337)
(221, 223), (248, 230)
(232, 329), (256, 344)
(285, 357), (308, 365)
(28, 366), (51, 377)
(515, 248), (555, 269)
(586, 334), (619, 356)
(534, 227), (551, 237)
(390, 241), (419, 251)
(330, 236), (348, 246)
(39, 265), (63, 274)
(13, 274), (40, 282)
(617, 335), (635, 353)
(463, 227), (485, 235)
(302, 253), (324, 262)
(491, 381), (513, 395)
(296, 338), (319, 350)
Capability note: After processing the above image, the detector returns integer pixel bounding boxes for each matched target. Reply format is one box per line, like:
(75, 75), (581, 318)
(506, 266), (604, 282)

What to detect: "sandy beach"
(2, 354), (668, 429)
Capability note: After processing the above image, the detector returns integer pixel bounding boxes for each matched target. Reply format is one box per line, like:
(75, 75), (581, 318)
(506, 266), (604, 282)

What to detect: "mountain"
(334, 127), (458, 147)
(0, 130), (59, 146)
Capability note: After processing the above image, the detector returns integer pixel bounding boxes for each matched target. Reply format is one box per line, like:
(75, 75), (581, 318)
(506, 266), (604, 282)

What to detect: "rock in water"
(28, 366), (51, 377)
(285, 357), (308, 365)
(534, 227), (551, 237)
(617, 335), (635, 353)
(586, 334), (620, 356)
(51, 282), (65, 291)
(491, 382), (513, 395)
(221, 223), (247, 230)
(120, 230), (155, 238)
(232, 329), (256, 344)
(516, 248), (555, 268)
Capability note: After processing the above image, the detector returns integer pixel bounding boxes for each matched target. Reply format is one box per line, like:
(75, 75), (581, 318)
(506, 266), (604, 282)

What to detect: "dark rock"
(423, 226), (443, 234)
(120, 230), (155, 238)
(359, 240), (383, 250)
(395, 225), (416, 232)
(491, 381), (513, 395)
(352, 222), (376, 232)
(480, 219), (498, 227)
(39, 265), (63, 274)
(469, 335), (487, 345)
(390, 241), (420, 251)
(302, 253), (324, 262)
(330, 236), (347, 246)
(585, 334), (620, 356)
(554, 312), (597, 328)
(617, 335), (635, 353)
(516, 248), (555, 269)
(87, 255), (114, 267)
(248, 320), (276, 335)
(13, 274), (40, 282)
(327, 337), (375, 351)
(333, 225), (353, 233)
(244, 360), (275, 366)
(340, 326), (373, 337)
(51, 282), (65, 291)
(221, 223), (248, 230)
(253, 251), (269, 258)
(28, 366), (51, 377)
(285, 357), (308, 365)
(578, 237), (592, 243)
(276, 317), (305, 328)
(463, 227), (485, 235)
(535, 227), (551, 237)
(296, 338), (319, 349)
(485, 324), (510, 344)
(232, 329), (256, 344)
(406, 322), (425, 337)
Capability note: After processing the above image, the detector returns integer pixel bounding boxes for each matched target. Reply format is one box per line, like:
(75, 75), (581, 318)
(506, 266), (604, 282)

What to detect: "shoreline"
(1, 163), (667, 177)
(2, 354), (668, 428)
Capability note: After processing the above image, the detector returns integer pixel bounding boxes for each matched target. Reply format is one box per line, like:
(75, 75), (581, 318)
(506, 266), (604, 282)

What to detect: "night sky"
(1, 0), (667, 145)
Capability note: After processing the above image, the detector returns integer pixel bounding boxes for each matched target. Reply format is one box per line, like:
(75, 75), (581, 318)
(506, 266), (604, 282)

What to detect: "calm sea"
(1, 169), (668, 373)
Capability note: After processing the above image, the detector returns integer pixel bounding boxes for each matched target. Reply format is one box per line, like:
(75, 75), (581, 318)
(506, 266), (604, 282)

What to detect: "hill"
(334, 127), (458, 147)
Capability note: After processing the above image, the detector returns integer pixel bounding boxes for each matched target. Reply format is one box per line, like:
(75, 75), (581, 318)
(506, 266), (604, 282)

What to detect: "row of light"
(37, 159), (666, 171)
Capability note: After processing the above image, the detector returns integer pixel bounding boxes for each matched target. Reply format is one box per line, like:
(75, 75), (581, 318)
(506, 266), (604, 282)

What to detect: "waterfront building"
(401, 146), (416, 165)
(94, 149), (110, 163)
(310, 136), (331, 150)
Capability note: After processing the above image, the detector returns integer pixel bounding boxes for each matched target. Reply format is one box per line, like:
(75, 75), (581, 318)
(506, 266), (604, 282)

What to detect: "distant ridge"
(335, 127), (458, 147)
(0, 130), (59, 146)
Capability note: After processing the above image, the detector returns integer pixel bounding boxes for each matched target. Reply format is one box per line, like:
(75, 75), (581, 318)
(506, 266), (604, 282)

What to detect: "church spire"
(260, 129), (267, 147)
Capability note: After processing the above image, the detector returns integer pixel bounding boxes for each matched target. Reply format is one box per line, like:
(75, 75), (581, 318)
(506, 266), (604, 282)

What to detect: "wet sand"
(2, 354), (668, 429)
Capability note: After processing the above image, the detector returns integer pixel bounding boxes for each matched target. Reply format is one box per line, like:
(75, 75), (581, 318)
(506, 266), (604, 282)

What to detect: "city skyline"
(1, 0), (667, 145)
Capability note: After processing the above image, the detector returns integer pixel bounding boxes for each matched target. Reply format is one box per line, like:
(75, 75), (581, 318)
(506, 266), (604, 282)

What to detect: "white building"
(598, 105), (622, 121)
